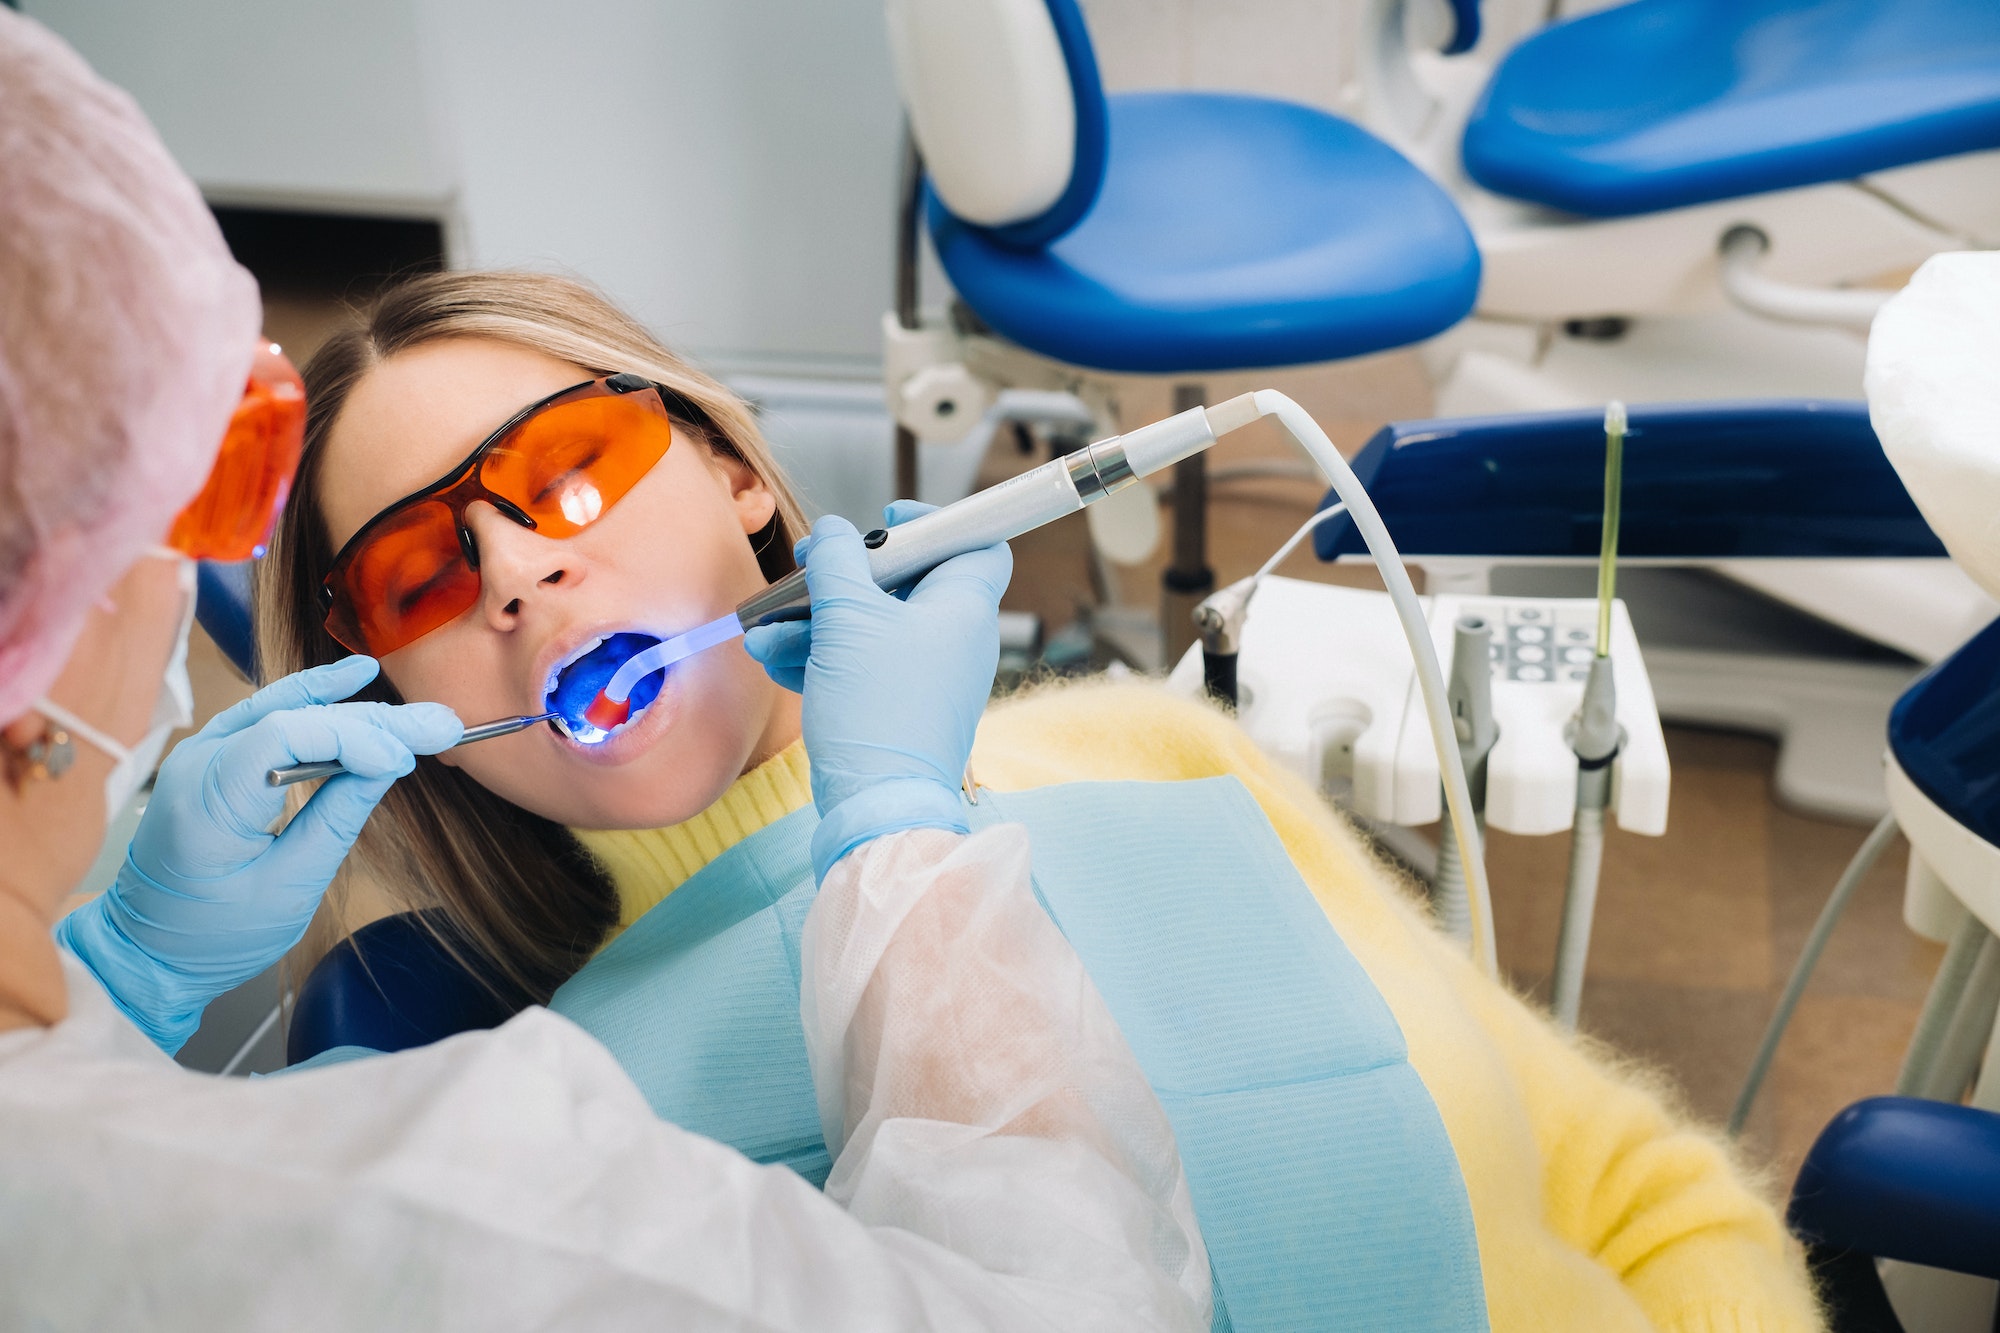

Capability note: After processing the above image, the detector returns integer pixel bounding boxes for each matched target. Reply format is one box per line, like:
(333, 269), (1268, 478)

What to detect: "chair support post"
(893, 125), (924, 501)
(1162, 383), (1215, 664)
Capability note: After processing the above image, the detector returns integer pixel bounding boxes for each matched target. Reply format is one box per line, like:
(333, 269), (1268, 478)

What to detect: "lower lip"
(550, 675), (682, 765)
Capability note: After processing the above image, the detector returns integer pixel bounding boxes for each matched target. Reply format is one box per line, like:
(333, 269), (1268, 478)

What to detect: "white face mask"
(36, 551), (198, 820)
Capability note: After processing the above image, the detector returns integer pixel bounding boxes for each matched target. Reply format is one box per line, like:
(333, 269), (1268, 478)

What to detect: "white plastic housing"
(1169, 578), (1670, 837)
(883, 0), (1075, 227)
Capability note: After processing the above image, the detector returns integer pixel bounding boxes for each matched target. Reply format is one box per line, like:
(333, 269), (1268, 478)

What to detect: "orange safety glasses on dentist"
(319, 374), (713, 657)
(168, 341), (307, 562)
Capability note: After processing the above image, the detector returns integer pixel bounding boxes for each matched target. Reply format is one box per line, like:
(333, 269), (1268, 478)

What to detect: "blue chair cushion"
(1790, 1096), (2000, 1280)
(287, 911), (532, 1065)
(1889, 613), (2000, 852)
(1463, 0), (2000, 218)
(930, 91), (1480, 375)
(1313, 399), (1945, 562)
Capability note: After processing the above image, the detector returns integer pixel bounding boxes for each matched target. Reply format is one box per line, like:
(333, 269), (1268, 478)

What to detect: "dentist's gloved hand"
(744, 503), (1010, 882)
(55, 656), (462, 1053)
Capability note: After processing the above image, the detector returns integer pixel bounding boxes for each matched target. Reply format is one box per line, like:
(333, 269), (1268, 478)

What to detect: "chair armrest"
(1790, 1095), (2000, 1281)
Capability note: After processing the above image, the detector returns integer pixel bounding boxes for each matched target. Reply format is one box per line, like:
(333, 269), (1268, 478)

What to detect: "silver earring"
(3, 724), (74, 790)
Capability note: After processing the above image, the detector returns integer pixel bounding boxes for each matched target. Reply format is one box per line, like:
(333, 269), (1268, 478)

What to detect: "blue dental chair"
(886, 0), (1480, 658)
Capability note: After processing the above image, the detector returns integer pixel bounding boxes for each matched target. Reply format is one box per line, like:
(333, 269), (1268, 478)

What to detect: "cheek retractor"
(580, 613), (747, 732)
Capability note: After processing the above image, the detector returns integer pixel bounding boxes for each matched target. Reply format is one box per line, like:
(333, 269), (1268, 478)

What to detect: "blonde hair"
(257, 270), (810, 1001)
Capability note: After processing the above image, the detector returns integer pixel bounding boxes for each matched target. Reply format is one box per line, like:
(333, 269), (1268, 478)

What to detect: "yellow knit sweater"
(576, 680), (1822, 1333)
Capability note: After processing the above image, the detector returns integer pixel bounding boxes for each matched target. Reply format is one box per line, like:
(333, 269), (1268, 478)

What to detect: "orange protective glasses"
(320, 374), (698, 657)
(166, 340), (306, 561)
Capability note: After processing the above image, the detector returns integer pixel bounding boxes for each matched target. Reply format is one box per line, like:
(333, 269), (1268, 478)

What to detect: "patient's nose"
(465, 501), (573, 624)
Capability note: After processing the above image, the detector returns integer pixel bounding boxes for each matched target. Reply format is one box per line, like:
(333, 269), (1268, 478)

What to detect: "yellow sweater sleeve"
(971, 679), (1822, 1333)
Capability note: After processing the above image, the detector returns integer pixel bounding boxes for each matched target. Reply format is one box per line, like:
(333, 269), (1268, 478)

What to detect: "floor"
(184, 240), (1943, 1191)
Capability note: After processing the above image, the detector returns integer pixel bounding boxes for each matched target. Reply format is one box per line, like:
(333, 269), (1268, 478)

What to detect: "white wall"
(20, 0), (450, 215)
(24, 0), (906, 378)
(415, 0), (905, 378)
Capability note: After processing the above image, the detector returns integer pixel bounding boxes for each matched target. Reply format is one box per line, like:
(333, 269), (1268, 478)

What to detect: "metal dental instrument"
(265, 711), (557, 788)
(1551, 402), (1628, 1030)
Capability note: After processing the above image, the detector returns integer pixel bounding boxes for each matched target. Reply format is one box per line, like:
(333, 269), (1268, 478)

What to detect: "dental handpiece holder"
(734, 405), (1221, 627)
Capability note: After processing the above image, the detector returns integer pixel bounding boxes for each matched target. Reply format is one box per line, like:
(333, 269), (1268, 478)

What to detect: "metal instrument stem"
(264, 711), (556, 788)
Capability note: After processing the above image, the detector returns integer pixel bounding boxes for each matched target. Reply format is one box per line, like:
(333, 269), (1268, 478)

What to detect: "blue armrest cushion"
(1790, 1095), (2000, 1280)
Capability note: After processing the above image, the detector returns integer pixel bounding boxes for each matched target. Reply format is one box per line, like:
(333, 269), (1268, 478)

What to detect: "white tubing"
(1248, 391), (1499, 977)
(1252, 502), (1348, 587)
(1730, 812), (1900, 1135)
(1718, 227), (1890, 332)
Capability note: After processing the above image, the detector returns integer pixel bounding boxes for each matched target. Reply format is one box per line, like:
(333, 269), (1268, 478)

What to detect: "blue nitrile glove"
(55, 656), (462, 1053)
(744, 503), (1010, 882)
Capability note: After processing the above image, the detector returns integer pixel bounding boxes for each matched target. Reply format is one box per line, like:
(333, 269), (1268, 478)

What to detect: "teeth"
(545, 634), (609, 697)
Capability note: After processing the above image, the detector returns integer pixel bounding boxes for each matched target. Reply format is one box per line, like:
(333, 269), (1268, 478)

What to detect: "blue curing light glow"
(546, 632), (668, 744)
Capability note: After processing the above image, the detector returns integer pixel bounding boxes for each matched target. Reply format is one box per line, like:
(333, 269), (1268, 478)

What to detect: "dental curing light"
(265, 711), (557, 788)
(577, 405), (1227, 731)
(564, 393), (1500, 978)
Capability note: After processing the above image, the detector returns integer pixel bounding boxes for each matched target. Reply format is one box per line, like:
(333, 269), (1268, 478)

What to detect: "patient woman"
(257, 270), (1821, 1332)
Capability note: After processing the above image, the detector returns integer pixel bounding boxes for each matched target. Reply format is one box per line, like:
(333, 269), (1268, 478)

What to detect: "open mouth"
(545, 632), (667, 744)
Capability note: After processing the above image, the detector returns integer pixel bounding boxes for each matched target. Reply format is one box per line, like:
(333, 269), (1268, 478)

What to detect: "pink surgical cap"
(0, 10), (261, 721)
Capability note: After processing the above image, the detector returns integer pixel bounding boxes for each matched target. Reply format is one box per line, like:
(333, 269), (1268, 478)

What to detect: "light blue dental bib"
(551, 778), (1485, 1331)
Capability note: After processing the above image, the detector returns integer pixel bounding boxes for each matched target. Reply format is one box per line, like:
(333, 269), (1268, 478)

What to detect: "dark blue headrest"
(195, 560), (257, 681)
(288, 911), (533, 1064)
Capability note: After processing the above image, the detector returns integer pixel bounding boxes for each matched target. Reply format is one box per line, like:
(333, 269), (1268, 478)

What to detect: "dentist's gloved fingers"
(743, 621), (812, 694)
(273, 771), (401, 866)
(200, 656), (381, 740)
(907, 541), (1013, 612)
(882, 498), (938, 526)
(798, 515), (898, 605)
(201, 701), (462, 833)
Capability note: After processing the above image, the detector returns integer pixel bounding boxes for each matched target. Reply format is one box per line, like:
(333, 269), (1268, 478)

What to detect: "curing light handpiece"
(577, 404), (1227, 730)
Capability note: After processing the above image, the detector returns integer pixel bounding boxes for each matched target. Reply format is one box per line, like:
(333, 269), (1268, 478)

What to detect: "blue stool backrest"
(1314, 399), (1946, 562)
(288, 911), (534, 1064)
(886, 0), (1108, 247)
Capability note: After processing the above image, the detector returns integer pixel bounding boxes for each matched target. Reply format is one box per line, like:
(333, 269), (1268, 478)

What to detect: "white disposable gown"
(0, 825), (1210, 1330)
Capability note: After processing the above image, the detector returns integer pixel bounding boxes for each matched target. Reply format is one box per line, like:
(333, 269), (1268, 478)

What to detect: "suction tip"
(583, 691), (630, 732)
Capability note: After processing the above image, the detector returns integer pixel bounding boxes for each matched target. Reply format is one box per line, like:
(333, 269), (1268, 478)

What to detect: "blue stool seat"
(930, 91), (1481, 374)
(1888, 612), (2000, 850)
(288, 911), (533, 1065)
(1314, 399), (1945, 562)
(1463, 0), (2000, 218)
